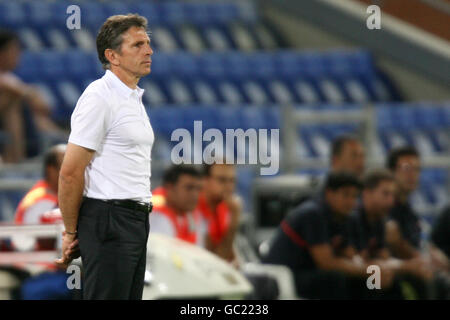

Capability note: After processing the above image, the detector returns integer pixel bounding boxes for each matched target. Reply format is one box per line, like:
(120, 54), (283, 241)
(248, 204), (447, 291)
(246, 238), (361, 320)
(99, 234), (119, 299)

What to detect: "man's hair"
(203, 158), (231, 177)
(324, 171), (362, 191)
(96, 14), (148, 70)
(162, 164), (204, 185)
(331, 134), (361, 159)
(0, 29), (19, 51)
(386, 146), (419, 170)
(363, 169), (395, 190)
(43, 144), (66, 180)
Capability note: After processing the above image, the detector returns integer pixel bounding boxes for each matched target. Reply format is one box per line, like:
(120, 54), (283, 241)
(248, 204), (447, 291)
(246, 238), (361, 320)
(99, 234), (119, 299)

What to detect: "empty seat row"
(13, 50), (401, 120)
(144, 105), (449, 162)
(12, 21), (282, 52)
(0, 1), (258, 28)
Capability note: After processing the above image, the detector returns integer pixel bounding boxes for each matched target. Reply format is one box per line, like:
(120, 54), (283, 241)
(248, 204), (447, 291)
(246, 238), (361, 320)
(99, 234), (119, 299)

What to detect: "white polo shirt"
(68, 70), (154, 203)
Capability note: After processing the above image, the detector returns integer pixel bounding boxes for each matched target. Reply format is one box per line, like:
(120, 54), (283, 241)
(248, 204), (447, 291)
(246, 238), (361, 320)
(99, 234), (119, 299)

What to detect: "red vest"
(15, 180), (58, 224)
(152, 187), (202, 245)
(13, 180), (60, 262)
(197, 193), (230, 246)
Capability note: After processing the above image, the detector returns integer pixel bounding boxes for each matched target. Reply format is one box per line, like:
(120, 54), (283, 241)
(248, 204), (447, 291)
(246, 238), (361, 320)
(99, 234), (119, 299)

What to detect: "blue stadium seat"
(147, 106), (184, 137)
(103, 2), (133, 18)
(215, 106), (243, 131)
(179, 105), (219, 132)
(0, 2), (26, 29)
(240, 106), (268, 130)
(129, 3), (160, 25)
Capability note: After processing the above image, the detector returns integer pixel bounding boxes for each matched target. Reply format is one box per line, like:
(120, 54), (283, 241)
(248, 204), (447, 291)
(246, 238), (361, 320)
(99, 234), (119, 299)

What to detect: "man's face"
(394, 156), (420, 194)
(333, 141), (365, 178)
(166, 174), (203, 213)
(204, 164), (236, 201)
(363, 180), (396, 218)
(326, 186), (360, 217)
(0, 40), (21, 71)
(112, 26), (153, 77)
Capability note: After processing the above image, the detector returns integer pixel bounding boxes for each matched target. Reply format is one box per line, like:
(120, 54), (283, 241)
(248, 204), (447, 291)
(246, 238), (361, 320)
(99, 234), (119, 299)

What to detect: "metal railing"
(281, 103), (450, 172)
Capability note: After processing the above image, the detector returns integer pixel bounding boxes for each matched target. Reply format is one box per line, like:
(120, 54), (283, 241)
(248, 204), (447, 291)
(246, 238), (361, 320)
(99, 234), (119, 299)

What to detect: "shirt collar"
(104, 70), (145, 100)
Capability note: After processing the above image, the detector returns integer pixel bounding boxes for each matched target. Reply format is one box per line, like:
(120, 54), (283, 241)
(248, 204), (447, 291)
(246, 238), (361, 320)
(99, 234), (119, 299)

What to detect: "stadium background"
(0, 0), (448, 298)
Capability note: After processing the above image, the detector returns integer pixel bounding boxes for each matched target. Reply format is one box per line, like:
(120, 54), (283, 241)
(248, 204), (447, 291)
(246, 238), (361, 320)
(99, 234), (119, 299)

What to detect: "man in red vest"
(15, 144), (66, 225)
(197, 163), (242, 264)
(150, 164), (206, 247)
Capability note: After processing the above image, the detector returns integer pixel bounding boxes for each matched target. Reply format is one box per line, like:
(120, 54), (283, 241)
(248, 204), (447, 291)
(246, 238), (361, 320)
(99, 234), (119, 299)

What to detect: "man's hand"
(55, 231), (80, 269)
(379, 265), (395, 289)
(404, 257), (434, 281)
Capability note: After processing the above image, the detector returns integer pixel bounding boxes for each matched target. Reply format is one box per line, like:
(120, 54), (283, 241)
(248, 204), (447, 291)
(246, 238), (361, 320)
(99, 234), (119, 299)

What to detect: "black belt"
(103, 199), (153, 214)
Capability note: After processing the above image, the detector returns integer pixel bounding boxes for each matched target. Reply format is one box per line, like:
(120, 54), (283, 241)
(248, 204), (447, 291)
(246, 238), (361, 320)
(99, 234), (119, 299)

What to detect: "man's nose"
(147, 45), (153, 56)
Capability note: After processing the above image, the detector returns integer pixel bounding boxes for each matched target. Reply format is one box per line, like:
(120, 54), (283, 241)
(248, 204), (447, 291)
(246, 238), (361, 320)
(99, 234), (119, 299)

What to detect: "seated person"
(429, 205), (450, 299)
(197, 163), (242, 264)
(15, 144), (66, 225)
(385, 147), (423, 259)
(350, 169), (432, 299)
(150, 164), (206, 247)
(262, 171), (394, 299)
(330, 135), (365, 179)
(385, 147), (448, 298)
(0, 29), (66, 163)
(14, 145), (66, 251)
(430, 205), (450, 266)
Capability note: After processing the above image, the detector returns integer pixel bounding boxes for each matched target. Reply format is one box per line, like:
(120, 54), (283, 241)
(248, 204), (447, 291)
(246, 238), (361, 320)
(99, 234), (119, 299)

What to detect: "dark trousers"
(77, 197), (150, 300)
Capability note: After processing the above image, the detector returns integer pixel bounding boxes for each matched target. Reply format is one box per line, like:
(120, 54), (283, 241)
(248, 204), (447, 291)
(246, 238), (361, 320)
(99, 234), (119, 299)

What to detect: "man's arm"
(205, 195), (242, 262)
(310, 243), (368, 277)
(214, 195), (242, 262)
(58, 143), (95, 233)
(385, 220), (419, 260)
(0, 78), (51, 115)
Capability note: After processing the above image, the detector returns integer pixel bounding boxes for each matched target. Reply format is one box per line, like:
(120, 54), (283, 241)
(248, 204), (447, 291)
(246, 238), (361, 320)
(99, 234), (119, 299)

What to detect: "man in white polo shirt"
(55, 14), (154, 300)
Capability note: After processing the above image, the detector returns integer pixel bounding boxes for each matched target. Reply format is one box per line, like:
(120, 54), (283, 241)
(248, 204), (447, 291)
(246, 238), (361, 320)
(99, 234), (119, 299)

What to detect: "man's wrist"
(66, 230), (77, 235)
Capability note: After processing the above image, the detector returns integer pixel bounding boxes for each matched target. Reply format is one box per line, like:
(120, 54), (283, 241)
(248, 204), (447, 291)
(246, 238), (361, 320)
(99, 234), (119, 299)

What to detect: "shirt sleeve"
(149, 212), (176, 238)
(286, 205), (328, 247)
(431, 207), (450, 250)
(68, 91), (110, 151)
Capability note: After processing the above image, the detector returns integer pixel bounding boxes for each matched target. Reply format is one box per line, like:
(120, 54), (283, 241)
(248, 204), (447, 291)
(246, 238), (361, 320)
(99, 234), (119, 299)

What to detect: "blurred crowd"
(262, 137), (450, 299)
(3, 134), (449, 299)
(0, 29), (67, 164)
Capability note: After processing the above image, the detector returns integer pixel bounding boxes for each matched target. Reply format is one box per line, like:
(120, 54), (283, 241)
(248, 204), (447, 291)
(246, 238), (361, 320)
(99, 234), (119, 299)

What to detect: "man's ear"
(104, 49), (120, 67)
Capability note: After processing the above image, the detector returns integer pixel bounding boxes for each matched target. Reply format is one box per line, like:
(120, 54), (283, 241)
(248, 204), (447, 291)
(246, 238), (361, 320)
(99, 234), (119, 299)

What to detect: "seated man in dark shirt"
(385, 147), (423, 259)
(350, 169), (393, 261)
(351, 169), (432, 299)
(431, 205), (450, 263)
(430, 205), (450, 299)
(262, 171), (394, 299)
(385, 147), (449, 298)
